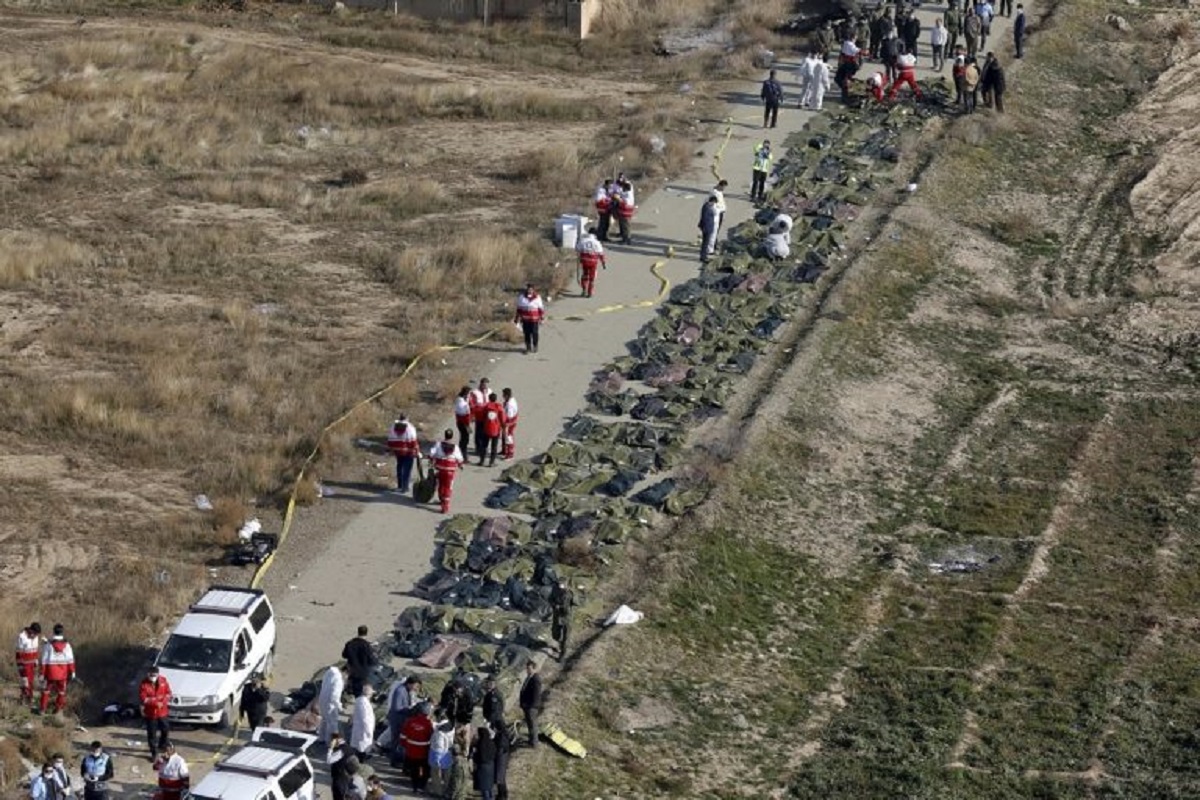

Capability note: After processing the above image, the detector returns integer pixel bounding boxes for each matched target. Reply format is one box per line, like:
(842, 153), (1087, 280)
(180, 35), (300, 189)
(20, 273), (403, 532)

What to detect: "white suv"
(187, 728), (318, 800)
(155, 586), (276, 727)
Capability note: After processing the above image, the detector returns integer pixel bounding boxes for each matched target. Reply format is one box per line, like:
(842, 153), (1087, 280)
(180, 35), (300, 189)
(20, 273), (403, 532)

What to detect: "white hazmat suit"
(765, 213), (794, 260)
(317, 665), (345, 745)
(806, 59), (832, 111)
(796, 55), (816, 107)
(349, 692), (376, 755)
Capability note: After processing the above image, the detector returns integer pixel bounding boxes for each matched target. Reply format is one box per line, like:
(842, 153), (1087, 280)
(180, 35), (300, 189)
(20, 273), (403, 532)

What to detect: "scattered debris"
(603, 605), (644, 626)
(194, 494), (213, 511)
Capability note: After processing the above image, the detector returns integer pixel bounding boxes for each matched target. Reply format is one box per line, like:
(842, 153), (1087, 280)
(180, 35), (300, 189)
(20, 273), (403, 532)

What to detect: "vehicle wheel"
(217, 697), (234, 731)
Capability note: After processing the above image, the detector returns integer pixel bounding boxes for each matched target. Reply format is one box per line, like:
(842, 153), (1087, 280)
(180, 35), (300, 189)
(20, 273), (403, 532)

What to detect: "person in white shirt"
(350, 686), (376, 760)
(930, 18), (948, 71)
(796, 52), (816, 108)
(317, 664), (346, 746)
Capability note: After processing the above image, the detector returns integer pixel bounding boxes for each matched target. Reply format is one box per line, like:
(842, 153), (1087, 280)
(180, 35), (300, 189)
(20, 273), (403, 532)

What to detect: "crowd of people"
(386, 377), (521, 514)
(760, 0), (1022, 116)
(324, 625), (554, 799)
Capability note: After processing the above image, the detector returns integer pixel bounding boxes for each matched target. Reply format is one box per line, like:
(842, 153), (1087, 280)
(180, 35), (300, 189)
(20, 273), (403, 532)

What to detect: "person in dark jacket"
(438, 679), (475, 727)
(760, 70), (784, 129)
(341, 626), (376, 696)
(473, 727), (497, 800)
(493, 723), (512, 800)
(981, 52), (1007, 111)
(1013, 4), (1026, 57)
(240, 675), (271, 732)
(328, 734), (353, 800)
(518, 662), (542, 749)
(903, 13), (921, 60)
(481, 677), (505, 730)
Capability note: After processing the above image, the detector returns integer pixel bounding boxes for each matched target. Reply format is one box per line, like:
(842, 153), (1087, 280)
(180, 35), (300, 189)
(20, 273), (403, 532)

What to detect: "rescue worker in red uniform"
(429, 430), (464, 514)
(575, 227), (606, 298)
(399, 703), (434, 795)
(514, 284), (545, 355)
(139, 666), (172, 760)
(15, 622), (42, 704)
(453, 386), (472, 453)
(154, 743), (189, 800)
(867, 70), (888, 102)
(593, 179), (613, 242)
(469, 378), (489, 461)
(386, 416), (420, 494)
(501, 388), (519, 461)
(886, 49), (923, 100)
(38, 624), (74, 714)
(478, 393), (506, 467)
(613, 181), (636, 245)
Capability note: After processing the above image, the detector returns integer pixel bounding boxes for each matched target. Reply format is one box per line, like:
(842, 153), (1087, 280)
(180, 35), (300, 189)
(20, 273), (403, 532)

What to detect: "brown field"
(0, 0), (787, 744)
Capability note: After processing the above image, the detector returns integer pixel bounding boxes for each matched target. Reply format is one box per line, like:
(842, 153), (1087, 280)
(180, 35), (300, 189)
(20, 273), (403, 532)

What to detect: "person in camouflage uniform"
(943, 0), (962, 60)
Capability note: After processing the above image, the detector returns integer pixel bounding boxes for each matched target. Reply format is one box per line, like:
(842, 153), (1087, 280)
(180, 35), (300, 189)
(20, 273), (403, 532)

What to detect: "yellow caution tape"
(710, 117), (736, 182)
(249, 254), (672, 590)
(552, 257), (672, 321)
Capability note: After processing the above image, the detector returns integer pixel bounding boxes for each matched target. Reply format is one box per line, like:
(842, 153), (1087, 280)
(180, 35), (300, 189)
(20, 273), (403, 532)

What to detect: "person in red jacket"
(140, 666), (172, 760)
(15, 622), (42, 703)
(575, 227), (606, 298)
(453, 386), (472, 454)
(38, 624), (74, 714)
(593, 179), (613, 242)
(513, 285), (545, 355)
(613, 180), (636, 245)
(386, 416), (420, 494)
(478, 393), (506, 467)
(501, 388), (519, 461)
(428, 431), (464, 514)
(469, 378), (489, 461)
(886, 48), (923, 100)
(399, 703), (434, 795)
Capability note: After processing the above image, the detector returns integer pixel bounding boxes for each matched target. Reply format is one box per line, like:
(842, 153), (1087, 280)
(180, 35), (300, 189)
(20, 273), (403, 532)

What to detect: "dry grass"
(0, 230), (97, 286)
(368, 231), (558, 302)
(0, 0), (729, 724)
(0, 734), (23, 788)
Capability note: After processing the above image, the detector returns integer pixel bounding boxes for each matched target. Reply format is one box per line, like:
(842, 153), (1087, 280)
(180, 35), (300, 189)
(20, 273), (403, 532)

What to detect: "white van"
(187, 728), (318, 800)
(155, 587), (276, 727)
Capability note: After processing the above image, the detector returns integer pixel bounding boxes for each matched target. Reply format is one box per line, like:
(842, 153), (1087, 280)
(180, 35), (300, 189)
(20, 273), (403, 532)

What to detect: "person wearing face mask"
(30, 764), (57, 800)
(40, 755), (72, 800)
(81, 742), (114, 800)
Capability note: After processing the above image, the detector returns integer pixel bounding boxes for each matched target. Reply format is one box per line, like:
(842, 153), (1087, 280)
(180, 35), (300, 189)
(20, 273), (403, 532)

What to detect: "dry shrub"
(355, 178), (452, 220)
(41, 385), (156, 445)
(0, 736), (23, 789)
(0, 230), (97, 286)
(210, 497), (251, 546)
(293, 474), (321, 506)
(558, 537), (601, 569)
(22, 725), (72, 767)
(218, 301), (266, 339)
(592, 0), (706, 35)
(175, 177), (299, 209)
(508, 144), (588, 195)
(371, 232), (556, 302)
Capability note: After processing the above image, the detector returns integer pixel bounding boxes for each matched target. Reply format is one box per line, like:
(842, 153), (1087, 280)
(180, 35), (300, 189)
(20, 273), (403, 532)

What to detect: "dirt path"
(264, 93), (784, 692)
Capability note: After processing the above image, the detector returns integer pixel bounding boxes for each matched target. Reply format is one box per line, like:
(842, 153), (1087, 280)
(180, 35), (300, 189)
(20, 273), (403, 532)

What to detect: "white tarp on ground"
(604, 604), (644, 627)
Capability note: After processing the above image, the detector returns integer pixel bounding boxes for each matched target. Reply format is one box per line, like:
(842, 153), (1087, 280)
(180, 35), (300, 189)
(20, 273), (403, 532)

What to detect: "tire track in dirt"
(937, 384), (1021, 480)
(946, 406), (1116, 768)
(1077, 453), (1199, 797)
(1042, 164), (1140, 303)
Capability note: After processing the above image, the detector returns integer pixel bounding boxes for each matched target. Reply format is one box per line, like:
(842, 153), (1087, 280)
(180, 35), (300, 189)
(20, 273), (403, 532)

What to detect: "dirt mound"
(1127, 41), (1200, 285)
